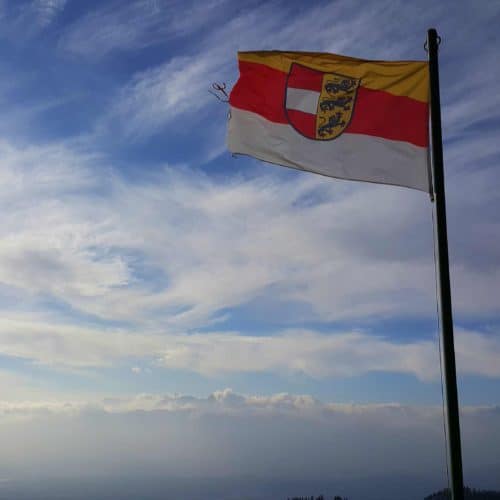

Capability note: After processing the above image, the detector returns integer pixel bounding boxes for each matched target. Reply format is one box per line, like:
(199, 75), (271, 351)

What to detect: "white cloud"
(105, 55), (216, 138)
(59, 1), (167, 58)
(0, 0), (66, 40)
(0, 140), (130, 304)
(0, 138), (438, 328)
(0, 313), (499, 381)
(58, 0), (233, 60)
(1, 137), (500, 382)
(0, 369), (53, 402)
(157, 329), (440, 380)
(0, 388), (470, 420)
(0, 315), (164, 369)
(146, 327), (500, 380)
(34, 0), (66, 27)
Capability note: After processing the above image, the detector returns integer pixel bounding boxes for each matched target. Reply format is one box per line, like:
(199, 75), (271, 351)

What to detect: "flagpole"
(427, 28), (464, 500)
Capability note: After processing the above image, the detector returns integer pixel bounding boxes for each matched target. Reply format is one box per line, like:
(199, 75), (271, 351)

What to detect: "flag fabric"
(227, 51), (430, 192)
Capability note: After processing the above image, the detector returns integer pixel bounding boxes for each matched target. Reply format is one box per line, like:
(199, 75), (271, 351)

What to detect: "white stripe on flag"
(286, 87), (320, 115)
(227, 107), (429, 192)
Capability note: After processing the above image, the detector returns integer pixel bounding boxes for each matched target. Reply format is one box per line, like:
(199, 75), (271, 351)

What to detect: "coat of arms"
(285, 63), (360, 141)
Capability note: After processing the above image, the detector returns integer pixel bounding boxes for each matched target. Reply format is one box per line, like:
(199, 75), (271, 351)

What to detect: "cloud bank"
(0, 389), (498, 494)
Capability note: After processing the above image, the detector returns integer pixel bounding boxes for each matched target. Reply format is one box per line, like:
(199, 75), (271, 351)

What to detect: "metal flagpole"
(427, 28), (465, 500)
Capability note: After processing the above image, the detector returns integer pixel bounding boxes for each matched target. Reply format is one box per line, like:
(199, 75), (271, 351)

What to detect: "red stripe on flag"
(230, 61), (429, 147)
(229, 61), (287, 124)
(287, 63), (324, 92)
(285, 109), (316, 139)
(346, 86), (429, 147)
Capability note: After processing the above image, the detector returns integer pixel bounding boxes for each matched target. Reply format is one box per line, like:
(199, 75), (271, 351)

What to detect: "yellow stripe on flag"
(238, 51), (429, 103)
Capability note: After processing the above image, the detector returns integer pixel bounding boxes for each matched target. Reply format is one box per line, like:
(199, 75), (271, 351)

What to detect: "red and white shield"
(284, 63), (360, 141)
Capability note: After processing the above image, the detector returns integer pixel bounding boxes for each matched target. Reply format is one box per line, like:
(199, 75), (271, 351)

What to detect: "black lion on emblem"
(317, 113), (346, 137)
(325, 79), (356, 94)
(319, 96), (352, 111)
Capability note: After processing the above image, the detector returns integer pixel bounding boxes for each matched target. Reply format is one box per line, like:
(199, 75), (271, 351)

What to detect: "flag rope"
(431, 204), (451, 492)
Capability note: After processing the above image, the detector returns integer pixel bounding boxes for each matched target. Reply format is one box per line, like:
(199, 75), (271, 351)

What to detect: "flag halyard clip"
(424, 34), (441, 52)
(209, 82), (229, 102)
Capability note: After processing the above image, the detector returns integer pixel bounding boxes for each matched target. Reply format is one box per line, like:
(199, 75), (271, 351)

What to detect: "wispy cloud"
(1, 312), (499, 381)
(34, 0), (66, 27)
(104, 55), (216, 138)
(58, 0), (234, 60)
(59, 0), (170, 59)
(0, 137), (433, 326)
(1, 136), (499, 333)
(0, 0), (66, 40)
(157, 329), (500, 380)
(100, 1), (397, 138)
(1, 134), (499, 385)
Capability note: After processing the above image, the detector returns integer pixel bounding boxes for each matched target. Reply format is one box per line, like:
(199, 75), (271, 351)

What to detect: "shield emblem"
(284, 63), (360, 141)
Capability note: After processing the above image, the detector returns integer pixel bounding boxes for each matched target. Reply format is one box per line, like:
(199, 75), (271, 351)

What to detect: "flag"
(227, 51), (430, 191)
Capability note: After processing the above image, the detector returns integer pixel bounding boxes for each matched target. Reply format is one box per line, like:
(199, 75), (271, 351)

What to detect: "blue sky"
(0, 0), (499, 493)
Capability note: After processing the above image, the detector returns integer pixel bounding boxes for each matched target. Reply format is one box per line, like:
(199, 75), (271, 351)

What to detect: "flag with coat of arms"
(227, 51), (430, 192)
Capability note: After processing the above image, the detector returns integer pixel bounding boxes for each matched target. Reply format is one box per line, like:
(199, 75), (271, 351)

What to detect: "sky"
(0, 0), (499, 497)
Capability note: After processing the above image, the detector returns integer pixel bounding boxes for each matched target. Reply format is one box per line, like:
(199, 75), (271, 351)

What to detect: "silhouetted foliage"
(287, 487), (500, 500)
(425, 487), (500, 499)
(287, 496), (347, 500)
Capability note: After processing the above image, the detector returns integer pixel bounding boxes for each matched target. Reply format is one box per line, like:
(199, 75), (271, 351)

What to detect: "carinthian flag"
(227, 51), (430, 191)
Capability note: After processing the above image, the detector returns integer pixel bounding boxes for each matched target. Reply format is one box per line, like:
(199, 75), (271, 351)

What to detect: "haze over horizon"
(0, 0), (499, 498)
